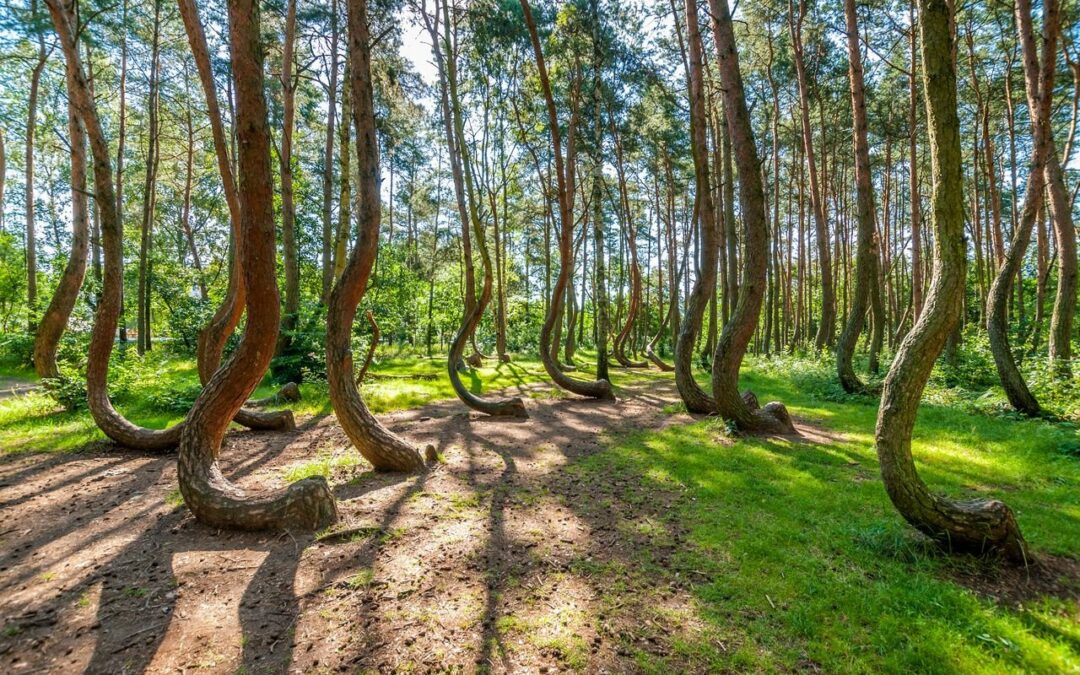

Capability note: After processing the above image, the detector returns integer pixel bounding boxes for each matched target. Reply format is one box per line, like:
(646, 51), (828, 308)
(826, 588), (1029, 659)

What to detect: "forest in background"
(0, 0), (1078, 670)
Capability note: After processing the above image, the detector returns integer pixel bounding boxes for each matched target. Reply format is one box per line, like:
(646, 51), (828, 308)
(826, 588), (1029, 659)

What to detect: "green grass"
(0, 351), (574, 455)
(565, 355), (1080, 673)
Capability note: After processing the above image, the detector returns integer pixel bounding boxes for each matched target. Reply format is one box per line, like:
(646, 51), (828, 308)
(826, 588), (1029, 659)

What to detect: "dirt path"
(0, 377), (720, 673)
(0, 377), (38, 401)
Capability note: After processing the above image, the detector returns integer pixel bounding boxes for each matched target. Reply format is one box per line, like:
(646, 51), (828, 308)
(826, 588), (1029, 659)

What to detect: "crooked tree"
(873, 0), (1026, 562)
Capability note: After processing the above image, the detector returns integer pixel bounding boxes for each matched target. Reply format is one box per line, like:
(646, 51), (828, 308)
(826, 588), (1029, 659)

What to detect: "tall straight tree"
(873, 0), (1026, 561)
(26, 0), (48, 332)
(136, 0), (162, 355)
(176, 0), (337, 530)
(590, 0), (610, 383)
(789, 0), (835, 350)
(277, 0), (300, 357)
(320, 0), (340, 305)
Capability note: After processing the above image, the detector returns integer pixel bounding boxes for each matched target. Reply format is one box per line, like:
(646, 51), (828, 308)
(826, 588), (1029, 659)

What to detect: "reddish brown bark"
(326, 0), (429, 471)
(178, 0), (293, 432)
(177, 0), (337, 530)
(33, 51), (89, 381)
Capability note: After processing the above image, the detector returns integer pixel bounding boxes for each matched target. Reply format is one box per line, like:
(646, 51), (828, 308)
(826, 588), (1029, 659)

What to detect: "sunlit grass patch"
(575, 361), (1080, 673)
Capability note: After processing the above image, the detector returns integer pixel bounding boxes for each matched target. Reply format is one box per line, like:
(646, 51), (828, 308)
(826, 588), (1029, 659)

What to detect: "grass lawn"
(0, 349), (619, 455)
(0, 348), (1077, 672)
(565, 358), (1080, 673)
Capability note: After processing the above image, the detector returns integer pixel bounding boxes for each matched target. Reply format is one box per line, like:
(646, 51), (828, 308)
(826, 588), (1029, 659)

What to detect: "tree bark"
(33, 43), (90, 381)
(320, 0), (340, 305)
(47, 0), (183, 451)
(177, 0), (337, 531)
(590, 0), (610, 383)
(277, 0), (300, 358)
(179, 0), (294, 432)
(874, 0), (1026, 562)
(986, 0), (1054, 417)
(326, 0), (430, 471)
(26, 2), (47, 332)
(521, 0), (613, 400)
(674, 0), (718, 413)
(136, 0), (161, 356)
(707, 0), (794, 434)
(836, 0), (882, 394)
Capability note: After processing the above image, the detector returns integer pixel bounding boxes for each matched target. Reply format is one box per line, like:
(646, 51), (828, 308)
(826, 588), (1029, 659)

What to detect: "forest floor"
(0, 355), (1078, 673)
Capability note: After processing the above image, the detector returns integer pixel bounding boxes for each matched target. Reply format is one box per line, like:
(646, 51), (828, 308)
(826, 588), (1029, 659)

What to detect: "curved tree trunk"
(521, 0), (613, 401)
(707, 0), (794, 434)
(326, 0), (429, 472)
(674, 0), (718, 414)
(48, 0), (184, 452)
(610, 118), (647, 368)
(422, 0), (525, 417)
(836, 0), (882, 394)
(175, 0), (337, 531)
(874, 0), (1026, 562)
(33, 56), (89, 381)
(179, 0), (293, 432)
(987, 0), (1056, 417)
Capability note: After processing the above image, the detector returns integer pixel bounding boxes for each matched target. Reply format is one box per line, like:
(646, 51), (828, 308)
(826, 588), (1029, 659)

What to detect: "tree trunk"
(591, 0), (610, 383)
(136, 0), (161, 356)
(276, 0), (300, 360)
(177, 0), (337, 531)
(180, 83), (207, 301)
(179, 0), (293, 432)
(33, 48), (90, 380)
(115, 0), (128, 343)
(335, 59), (352, 282)
(674, 0), (718, 414)
(521, 0), (613, 400)
(874, 0), (1026, 562)
(790, 0), (835, 350)
(47, 0), (183, 451)
(423, 0), (524, 416)
(836, 0), (882, 394)
(610, 118), (647, 368)
(320, 0), (339, 305)
(26, 6), (47, 332)
(0, 128), (6, 233)
(707, 0), (793, 434)
(986, 0), (1050, 417)
(325, 0), (429, 472)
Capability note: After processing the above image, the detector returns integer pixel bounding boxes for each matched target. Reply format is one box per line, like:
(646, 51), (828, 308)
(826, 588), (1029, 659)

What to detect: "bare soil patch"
(0, 377), (711, 673)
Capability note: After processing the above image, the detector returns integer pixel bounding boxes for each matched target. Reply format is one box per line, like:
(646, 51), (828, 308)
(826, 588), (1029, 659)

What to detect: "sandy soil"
(0, 377), (712, 673)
